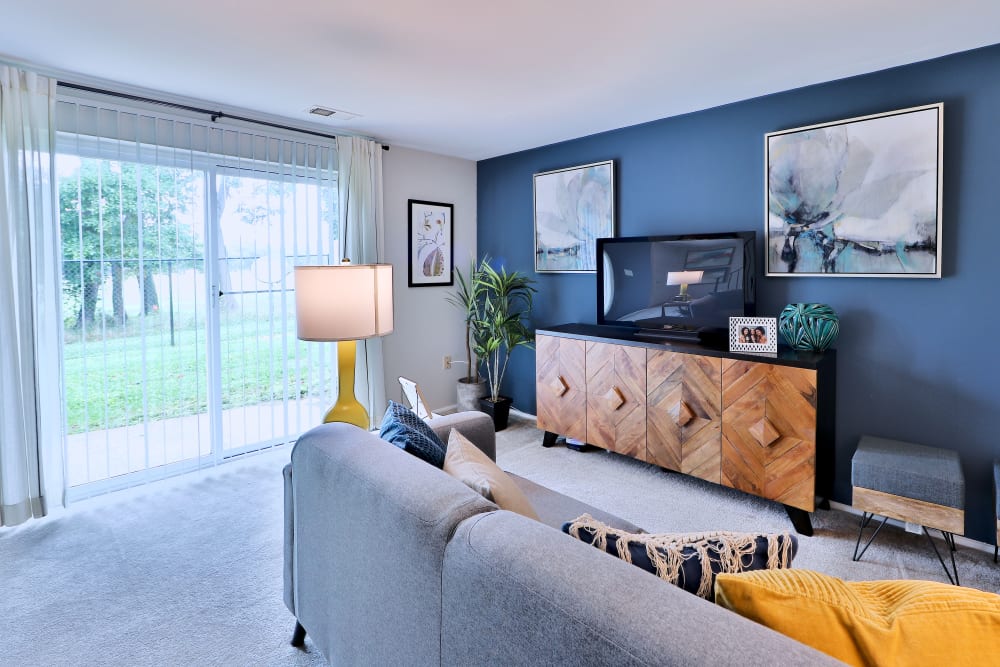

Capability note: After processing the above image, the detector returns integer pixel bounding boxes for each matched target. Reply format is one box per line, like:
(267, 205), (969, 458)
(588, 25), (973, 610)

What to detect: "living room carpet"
(2, 414), (998, 665)
(496, 414), (1000, 588)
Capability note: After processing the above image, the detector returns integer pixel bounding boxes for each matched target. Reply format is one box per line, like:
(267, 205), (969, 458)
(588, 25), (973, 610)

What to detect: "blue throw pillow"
(562, 514), (798, 600)
(379, 400), (447, 468)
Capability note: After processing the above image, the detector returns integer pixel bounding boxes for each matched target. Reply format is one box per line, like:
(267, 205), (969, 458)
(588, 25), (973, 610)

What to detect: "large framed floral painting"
(765, 104), (943, 278)
(408, 199), (453, 287)
(534, 160), (614, 273)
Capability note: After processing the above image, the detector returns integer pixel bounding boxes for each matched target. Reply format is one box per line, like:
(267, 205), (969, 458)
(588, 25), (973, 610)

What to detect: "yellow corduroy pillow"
(715, 569), (1000, 667)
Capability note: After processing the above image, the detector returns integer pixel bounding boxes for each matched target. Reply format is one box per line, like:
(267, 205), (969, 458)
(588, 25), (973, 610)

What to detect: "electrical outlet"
(905, 521), (921, 534)
(443, 355), (452, 370)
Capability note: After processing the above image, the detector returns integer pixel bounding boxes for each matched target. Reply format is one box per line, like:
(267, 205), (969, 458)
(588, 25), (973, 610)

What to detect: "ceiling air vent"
(307, 106), (360, 121)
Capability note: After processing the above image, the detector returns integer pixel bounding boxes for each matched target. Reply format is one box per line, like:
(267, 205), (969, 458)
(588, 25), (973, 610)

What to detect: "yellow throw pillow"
(444, 430), (540, 521)
(715, 569), (1000, 667)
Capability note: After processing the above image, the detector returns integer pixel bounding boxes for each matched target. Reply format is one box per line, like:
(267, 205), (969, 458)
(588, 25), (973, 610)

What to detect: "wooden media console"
(536, 324), (836, 535)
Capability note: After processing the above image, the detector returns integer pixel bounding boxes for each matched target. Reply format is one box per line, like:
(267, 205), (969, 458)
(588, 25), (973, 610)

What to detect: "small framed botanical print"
(408, 199), (453, 287)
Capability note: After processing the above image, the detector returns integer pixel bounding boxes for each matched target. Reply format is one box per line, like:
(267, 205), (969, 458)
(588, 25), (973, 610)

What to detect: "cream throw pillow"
(444, 430), (540, 521)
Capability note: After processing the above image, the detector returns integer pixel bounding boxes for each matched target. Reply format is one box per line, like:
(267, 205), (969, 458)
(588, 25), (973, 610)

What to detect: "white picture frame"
(729, 317), (778, 353)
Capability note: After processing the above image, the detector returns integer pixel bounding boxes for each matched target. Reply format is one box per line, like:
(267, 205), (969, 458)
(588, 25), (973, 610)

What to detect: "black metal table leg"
(542, 431), (558, 448)
(853, 512), (890, 562)
(923, 527), (959, 586)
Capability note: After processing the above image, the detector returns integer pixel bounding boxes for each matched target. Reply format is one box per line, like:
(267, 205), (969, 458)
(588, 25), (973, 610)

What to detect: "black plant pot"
(479, 396), (512, 431)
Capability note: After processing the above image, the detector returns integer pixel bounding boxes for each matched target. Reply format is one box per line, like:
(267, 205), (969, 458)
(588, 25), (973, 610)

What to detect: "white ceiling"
(3, 1), (1000, 160)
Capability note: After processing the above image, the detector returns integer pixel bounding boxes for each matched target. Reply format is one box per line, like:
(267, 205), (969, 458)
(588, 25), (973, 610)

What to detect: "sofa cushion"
(444, 430), (540, 521)
(563, 514), (797, 599)
(714, 569), (1000, 667)
(379, 400), (447, 468)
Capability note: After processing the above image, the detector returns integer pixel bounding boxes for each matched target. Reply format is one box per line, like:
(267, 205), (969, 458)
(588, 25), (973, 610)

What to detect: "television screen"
(597, 232), (756, 334)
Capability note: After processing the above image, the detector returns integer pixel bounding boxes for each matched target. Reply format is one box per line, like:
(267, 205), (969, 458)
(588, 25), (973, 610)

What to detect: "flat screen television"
(597, 232), (756, 339)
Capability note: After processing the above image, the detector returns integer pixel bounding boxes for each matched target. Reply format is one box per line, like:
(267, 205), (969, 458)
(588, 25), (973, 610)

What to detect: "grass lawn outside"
(63, 312), (334, 435)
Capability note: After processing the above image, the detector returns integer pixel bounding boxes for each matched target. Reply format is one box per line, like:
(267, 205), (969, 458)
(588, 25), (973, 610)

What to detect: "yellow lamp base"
(322, 339), (370, 429)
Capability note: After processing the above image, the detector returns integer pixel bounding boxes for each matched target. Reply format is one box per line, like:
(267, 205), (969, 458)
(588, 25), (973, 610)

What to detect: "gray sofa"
(283, 412), (840, 666)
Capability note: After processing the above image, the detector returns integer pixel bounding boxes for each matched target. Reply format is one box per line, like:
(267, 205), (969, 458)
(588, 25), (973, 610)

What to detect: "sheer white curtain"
(0, 66), (65, 526)
(336, 136), (386, 427)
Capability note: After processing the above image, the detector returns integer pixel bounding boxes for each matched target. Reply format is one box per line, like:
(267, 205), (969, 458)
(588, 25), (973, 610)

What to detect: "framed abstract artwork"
(765, 103), (943, 278)
(534, 160), (614, 273)
(408, 199), (453, 287)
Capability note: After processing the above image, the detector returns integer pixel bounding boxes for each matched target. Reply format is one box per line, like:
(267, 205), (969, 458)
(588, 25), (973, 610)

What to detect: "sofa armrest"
(429, 411), (496, 461)
(288, 423), (494, 664)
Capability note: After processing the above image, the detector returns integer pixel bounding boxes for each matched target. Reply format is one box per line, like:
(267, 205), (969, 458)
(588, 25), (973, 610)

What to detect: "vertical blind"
(56, 94), (339, 497)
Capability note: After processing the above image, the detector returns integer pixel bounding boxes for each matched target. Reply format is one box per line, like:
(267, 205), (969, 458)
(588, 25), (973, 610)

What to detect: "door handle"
(674, 400), (696, 427)
(750, 417), (781, 448)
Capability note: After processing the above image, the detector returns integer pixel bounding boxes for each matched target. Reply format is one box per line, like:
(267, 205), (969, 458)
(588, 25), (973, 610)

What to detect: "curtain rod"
(56, 81), (389, 151)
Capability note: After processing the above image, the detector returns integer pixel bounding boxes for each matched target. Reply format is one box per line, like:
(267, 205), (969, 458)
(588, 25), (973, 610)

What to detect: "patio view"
(58, 149), (338, 494)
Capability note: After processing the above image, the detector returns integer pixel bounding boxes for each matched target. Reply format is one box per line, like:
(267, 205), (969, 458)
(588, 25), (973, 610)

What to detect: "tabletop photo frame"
(729, 316), (778, 353)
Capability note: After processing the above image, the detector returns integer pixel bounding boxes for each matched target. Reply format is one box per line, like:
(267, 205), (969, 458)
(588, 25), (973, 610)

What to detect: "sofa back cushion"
(442, 511), (841, 666)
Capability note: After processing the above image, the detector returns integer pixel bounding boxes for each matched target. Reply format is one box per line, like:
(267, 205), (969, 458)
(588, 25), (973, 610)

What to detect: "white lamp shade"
(295, 264), (394, 341)
(666, 270), (704, 285)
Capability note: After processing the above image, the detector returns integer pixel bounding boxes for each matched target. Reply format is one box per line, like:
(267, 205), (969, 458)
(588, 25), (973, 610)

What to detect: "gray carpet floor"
(3, 415), (998, 665)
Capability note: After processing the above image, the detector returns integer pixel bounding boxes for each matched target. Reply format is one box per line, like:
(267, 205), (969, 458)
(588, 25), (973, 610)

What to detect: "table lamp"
(295, 263), (393, 428)
(666, 270), (704, 301)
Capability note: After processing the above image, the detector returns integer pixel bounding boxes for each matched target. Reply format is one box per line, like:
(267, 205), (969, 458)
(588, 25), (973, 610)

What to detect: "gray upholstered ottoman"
(851, 435), (965, 584)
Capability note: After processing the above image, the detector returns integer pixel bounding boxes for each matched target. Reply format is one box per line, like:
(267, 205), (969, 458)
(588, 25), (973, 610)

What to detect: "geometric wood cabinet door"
(646, 350), (723, 483)
(535, 334), (587, 442)
(721, 360), (818, 511)
(585, 341), (647, 460)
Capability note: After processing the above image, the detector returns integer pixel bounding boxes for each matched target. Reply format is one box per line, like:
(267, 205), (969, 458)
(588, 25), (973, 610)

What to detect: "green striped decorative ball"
(778, 304), (839, 351)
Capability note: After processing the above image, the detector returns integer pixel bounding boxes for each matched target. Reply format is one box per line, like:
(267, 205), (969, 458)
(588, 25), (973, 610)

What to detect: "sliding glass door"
(57, 99), (339, 497)
(59, 153), (211, 490)
(212, 169), (336, 455)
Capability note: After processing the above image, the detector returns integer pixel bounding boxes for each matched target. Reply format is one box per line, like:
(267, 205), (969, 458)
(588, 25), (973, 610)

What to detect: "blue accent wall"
(477, 44), (1000, 543)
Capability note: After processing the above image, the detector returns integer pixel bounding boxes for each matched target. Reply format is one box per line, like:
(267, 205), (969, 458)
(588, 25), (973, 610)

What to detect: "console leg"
(291, 621), (306, 648)
(817, 497), (831, 511)
(783, 505), (814, 537)
(542, 431), (558, 448)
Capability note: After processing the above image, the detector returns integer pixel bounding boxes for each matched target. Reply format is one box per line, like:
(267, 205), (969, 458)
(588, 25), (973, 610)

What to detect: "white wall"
(381, 146), (477, 412)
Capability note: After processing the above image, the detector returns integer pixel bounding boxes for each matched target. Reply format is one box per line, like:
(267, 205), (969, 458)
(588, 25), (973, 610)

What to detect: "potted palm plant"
(470, 257), (537, 431)
(446, 259), (488, 411)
